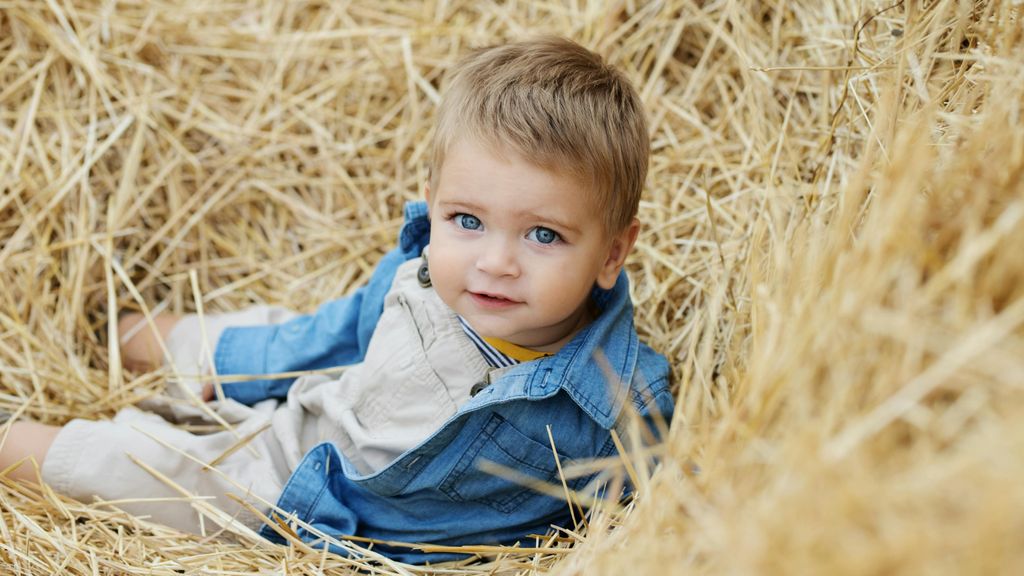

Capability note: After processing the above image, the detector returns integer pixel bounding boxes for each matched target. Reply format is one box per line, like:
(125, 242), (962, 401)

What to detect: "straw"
(1, 0), (1022, 574)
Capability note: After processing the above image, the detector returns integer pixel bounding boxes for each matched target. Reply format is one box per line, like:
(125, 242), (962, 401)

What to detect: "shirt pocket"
(438, 413), (571, 514)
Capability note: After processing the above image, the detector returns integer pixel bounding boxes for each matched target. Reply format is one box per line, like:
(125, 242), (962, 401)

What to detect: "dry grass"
(1, 0), (1022, 574)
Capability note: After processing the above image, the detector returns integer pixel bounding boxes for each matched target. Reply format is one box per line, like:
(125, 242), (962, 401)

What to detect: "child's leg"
(38, 407), (286, 534)
(0, 421), (60, 482)
(118, 312), (181, 371)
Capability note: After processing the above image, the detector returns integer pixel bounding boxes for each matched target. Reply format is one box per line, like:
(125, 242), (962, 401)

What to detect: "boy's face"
(426, 139), (638, 350)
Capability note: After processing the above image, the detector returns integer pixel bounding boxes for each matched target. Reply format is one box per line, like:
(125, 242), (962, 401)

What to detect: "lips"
(469, 291), (522, 310)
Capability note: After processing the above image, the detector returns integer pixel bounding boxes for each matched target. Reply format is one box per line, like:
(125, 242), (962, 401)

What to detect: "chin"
(464, 315), (513, 337)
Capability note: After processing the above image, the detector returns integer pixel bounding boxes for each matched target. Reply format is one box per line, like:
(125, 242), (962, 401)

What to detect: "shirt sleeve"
(211, 245), (404, 404)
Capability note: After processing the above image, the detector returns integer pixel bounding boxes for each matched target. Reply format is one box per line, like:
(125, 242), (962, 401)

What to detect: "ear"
(596, 218), (640, 290)
(424, 180), (433, 217)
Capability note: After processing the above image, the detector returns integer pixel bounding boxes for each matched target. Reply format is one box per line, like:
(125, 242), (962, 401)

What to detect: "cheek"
(427, 239), (462, 293)
(532, 256), (594, 304)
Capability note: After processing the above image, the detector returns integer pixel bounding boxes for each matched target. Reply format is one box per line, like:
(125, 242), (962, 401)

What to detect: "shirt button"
(470, 382), (487, 396)
(417, 257), (431, 288)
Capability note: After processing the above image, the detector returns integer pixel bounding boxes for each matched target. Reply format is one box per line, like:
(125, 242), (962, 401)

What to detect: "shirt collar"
(399, 200), (431, 255)
(530, 272), (638, 429)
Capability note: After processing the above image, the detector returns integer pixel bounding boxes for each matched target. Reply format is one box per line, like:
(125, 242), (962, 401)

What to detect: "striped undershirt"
(457, 316), (552, 368)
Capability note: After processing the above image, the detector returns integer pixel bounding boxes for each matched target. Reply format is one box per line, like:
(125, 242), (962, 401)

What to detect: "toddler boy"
(0, 36), (674, 563)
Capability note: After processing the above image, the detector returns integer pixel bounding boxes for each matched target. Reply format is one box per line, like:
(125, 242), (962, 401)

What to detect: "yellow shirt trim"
(482, 337), (552, 362)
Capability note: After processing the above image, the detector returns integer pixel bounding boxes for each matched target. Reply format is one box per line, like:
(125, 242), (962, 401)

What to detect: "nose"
(475, 236), (520, 277)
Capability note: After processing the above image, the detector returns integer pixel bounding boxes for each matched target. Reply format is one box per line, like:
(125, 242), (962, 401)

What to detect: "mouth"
(469, 291), (522, 309)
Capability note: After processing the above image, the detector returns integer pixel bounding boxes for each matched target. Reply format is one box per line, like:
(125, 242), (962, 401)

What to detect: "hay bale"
(1, 0), (1021, 573)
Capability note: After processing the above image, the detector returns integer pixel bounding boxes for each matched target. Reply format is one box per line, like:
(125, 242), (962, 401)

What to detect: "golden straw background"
(2, 0), (1023, 573)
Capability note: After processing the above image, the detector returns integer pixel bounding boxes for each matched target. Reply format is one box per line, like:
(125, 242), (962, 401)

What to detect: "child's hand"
(118, 312), (182, 371)
(201, 382), (216, 402)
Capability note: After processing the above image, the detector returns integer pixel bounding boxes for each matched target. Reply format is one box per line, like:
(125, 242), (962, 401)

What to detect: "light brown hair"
(430, 36), (649, 233)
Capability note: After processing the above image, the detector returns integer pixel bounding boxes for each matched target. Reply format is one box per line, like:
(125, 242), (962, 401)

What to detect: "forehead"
(435, 139), (600, 216)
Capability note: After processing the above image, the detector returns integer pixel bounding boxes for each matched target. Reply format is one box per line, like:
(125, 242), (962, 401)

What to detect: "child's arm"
(117, 202), (430, 406)
(213, 222), (429, 404)
(115, 249), (412, 405)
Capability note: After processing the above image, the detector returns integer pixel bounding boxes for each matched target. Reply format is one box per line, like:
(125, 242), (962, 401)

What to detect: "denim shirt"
(214, 201), (675, 564)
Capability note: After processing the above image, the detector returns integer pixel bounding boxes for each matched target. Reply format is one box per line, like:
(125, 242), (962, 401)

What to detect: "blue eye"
(528, 227), (560, 244)
(455, 213), (482, 230)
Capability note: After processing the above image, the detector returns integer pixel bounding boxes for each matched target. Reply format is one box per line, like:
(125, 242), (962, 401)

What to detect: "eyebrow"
(437, 199), (487, 214)
(531, 212), (581, 235)
(437, 200), (581, 235)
